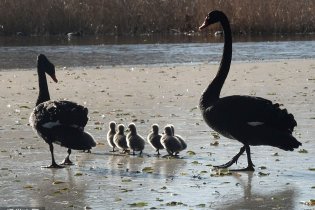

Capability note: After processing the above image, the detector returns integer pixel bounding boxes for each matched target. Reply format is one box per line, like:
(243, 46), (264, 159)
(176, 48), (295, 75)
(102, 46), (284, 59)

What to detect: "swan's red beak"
(51, 74), (58, 83)
(199, 21), (209, 30)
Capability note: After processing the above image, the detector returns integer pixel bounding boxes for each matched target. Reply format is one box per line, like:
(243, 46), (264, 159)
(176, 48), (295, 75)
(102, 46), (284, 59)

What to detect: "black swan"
(161, 126), (183, 156)
(113, 124), (128, 153)
(147, 124), (164, 155)
(199, 11), (301, 171)
(29, 54), (96, 168)
(107, 121), (117, 152)
(126, 123), (145, 155)
(169, 124), (187, 152)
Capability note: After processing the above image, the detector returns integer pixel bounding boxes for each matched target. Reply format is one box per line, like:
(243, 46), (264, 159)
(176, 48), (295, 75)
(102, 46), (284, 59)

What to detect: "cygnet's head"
(151, 124), (159, 134)
(109, 121), (116, 130)
(128, 123), (137, 134)
(167, 124), (175, 135)
(164, 126), (173, 136)
(117, 124), (125, 134)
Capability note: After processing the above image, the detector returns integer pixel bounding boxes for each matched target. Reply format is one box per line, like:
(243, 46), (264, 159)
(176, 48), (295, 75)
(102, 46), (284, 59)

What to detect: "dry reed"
(0, 0), (314, 36)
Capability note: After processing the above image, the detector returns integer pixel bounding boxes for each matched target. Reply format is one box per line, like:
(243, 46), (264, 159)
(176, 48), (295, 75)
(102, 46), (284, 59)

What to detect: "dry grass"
(0, 0), (314, 35)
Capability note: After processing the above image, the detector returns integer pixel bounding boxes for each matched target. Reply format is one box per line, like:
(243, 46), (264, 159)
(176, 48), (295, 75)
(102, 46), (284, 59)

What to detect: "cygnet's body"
(126, 123), (145, 155)
(113, 124), (128, 153)
(107, 121), (117, 152)
(147, 124), (164, 155)
(161, 126), (183, 156)
(170, 125), (187, 154)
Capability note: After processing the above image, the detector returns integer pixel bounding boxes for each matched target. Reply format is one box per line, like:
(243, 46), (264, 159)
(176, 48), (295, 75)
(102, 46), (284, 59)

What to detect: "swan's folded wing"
(34, 100), (88, 130)
(206, 95), (296, 133)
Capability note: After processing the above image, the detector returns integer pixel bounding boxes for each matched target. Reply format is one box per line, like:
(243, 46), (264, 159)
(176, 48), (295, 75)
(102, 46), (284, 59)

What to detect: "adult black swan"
(199, 11), (301, 171)
(29, 54), (96, 168)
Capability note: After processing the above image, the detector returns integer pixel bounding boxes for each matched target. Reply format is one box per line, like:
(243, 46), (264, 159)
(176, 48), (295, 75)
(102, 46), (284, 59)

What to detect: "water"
(1, 34), (315, 69)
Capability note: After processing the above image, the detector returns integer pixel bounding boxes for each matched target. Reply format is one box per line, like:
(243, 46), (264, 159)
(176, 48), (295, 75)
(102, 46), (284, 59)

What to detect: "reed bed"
(0, 0), (314, 36)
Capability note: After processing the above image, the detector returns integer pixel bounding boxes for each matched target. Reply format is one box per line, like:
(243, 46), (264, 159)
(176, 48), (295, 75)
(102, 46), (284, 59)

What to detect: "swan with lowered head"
(199, 11), (301, 171)
(29, 54), (96, 168)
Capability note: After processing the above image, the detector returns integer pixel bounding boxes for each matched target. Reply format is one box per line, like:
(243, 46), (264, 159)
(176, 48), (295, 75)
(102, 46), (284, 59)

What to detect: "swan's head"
(37, 54), (58, 83)
(199, 10), (224, 30)
(109, 121), (116, 130)
(164, 126), (173, 136)
(127, 123), (137, 134)
(151, 124), (159, 134)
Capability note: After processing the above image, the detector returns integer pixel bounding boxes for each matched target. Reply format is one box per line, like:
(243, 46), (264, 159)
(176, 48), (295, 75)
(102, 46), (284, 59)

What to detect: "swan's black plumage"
(199, 11), (301, 171)
(30, 54), (95, 168)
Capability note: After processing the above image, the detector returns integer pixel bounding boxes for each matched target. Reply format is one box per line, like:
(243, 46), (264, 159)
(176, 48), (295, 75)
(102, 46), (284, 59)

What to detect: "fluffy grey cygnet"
(126, 123), (145, 155)
(169, 124), (187, 154)
(113, 124), (128, 153)
(147, 124), (164, 155)
(107, 121), (117, 152)
(161, 126), (182, 156)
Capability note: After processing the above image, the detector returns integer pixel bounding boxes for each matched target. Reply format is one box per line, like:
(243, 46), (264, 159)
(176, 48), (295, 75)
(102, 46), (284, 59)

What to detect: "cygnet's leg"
(156, 149), (160, 156)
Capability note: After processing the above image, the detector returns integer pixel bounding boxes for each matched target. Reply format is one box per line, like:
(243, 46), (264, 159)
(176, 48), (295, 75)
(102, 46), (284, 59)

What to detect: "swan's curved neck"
(200, 15), (232, 110)
(36, 65), (50, 106)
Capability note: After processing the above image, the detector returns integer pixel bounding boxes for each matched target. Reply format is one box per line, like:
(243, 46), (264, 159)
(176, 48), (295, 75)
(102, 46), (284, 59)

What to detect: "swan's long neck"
(200, 15), (232, 111)
(36, 65), (50, 106)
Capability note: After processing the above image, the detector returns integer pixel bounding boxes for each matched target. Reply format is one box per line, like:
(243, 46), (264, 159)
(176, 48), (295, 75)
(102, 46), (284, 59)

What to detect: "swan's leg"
(214, 146), (246, 168)
(61, 148), (74, 165)
(244, 145), (255, 171)
(156, 149), (160, 156)
(43, 143), (64, 168)
(230, 145), (255, 171)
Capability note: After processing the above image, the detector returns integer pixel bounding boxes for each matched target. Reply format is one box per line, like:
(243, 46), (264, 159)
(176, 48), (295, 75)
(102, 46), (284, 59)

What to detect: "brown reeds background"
(0, 0), (314, 36)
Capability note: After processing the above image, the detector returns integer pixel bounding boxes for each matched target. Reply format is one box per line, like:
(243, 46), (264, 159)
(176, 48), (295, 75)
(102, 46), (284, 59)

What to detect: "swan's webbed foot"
(214, 146), (246, 169)
(229, 165), (255, 172)
(214, 159), (236, 169)
(60, 149), (74, 165)
(60, 156), (74, 166)
(44, 143), (64, 168)
(42, 162), (64, 169)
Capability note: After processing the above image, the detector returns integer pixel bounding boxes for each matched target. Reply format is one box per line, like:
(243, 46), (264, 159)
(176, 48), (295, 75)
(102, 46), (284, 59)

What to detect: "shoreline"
(1, 57), (315, 72)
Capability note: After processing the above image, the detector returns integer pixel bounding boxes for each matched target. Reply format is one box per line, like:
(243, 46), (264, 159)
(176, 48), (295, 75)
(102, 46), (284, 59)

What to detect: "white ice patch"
(247, 122), (264, 126)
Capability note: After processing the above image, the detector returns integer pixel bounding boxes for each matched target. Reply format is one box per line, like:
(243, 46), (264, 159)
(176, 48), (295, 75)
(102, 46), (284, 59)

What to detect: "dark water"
(1, 34), (315, 69)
